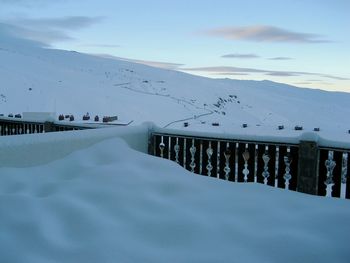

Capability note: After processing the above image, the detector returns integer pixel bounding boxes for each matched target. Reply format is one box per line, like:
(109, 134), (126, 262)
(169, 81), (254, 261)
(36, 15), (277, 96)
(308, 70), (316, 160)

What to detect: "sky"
(0, 0), (349, 92)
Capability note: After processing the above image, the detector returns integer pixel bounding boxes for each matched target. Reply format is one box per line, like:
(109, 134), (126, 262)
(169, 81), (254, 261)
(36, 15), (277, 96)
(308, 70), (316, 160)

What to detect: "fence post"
(297, 140), (319, 195)
(44, 122), (54, 133)
(146, 122), (155, 155)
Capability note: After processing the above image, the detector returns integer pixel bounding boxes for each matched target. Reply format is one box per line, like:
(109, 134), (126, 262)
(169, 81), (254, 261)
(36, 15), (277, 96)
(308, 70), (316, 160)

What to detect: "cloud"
(0, 0), (28, 3)
(0, 16), (103, 45)
(221, 53), (259, 59)
(0, 0), (66, 6)
(95, 54), (184, 70)
(0, 22), (48, 47)
(12, 16), (104, 30)
(294, 82), (313, 85)
(294, 81), (332, 86)
(214, 72), (250, 76)
(203, 25), (330, 43)
(80, 44), (120, 48)
(181, 66), (348, 80)
(221, 54), (293, 60)
(183, 66), (265, 74)
(268, 57), (293, 60)
(320, 74), (349, 81)
(265, 72), (298, 77)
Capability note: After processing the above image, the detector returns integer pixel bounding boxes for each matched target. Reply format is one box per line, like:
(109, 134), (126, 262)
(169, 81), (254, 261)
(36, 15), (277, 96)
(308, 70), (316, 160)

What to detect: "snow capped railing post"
(297, 139), (319, 195)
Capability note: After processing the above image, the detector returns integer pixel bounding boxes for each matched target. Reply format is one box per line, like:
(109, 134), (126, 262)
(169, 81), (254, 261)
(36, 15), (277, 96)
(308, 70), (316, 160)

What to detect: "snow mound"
(0, 138), (349, 263)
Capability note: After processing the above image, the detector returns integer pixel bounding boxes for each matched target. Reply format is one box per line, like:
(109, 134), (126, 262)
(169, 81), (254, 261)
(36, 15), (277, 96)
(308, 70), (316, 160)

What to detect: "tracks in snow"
(118, 84), (214, 128)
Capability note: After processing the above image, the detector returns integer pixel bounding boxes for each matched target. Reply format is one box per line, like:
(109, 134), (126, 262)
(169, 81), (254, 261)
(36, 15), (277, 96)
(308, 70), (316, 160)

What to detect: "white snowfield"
(0, 128), (350, 263)
(1, 34), (350, 140)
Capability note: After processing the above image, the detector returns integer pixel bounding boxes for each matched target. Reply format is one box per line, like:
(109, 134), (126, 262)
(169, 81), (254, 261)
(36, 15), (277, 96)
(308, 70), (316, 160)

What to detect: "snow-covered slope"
(1, 137), (349, 263)
(1, 38), (350, 136)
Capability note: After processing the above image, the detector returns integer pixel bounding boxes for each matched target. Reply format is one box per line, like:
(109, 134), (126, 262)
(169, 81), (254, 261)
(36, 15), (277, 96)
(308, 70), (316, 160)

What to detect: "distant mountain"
(1, 38), (350, 138)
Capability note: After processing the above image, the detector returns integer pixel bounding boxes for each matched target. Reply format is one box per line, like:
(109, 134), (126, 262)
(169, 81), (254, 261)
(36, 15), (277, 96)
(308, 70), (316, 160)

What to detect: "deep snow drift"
(0, 137), (349, 263)
(1, 35), (350, 138)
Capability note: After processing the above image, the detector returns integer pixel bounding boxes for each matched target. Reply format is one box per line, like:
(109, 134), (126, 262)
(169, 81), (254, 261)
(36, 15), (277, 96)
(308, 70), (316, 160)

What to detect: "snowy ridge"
(1, 39), (350, 140)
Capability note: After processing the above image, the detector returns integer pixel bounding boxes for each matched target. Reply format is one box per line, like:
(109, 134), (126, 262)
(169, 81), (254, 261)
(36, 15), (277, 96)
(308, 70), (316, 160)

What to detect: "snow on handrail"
(151, 125), (350, 151)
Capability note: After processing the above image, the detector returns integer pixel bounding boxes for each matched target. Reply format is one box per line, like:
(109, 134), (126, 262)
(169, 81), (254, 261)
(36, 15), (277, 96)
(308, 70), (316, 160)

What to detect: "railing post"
(297, 140), (319, 195)
(146, 122), (155, 155)
(44, 122), (54, 133)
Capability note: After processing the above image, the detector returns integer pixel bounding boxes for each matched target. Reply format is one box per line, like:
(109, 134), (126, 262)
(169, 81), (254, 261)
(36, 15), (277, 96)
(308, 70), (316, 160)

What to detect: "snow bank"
(0, 137), (349, 263)
(0, 123), (150, 167)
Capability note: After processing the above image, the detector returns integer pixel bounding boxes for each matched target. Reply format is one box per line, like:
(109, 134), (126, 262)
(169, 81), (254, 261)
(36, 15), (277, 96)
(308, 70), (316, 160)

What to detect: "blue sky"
(0, 0), (349, 92)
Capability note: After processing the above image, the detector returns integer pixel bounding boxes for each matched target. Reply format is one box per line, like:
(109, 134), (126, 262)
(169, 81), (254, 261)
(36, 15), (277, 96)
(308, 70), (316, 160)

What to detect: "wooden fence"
(2, 116), (349, 199)
(0, 118), (93, 136)
(150, 131), (350, 199)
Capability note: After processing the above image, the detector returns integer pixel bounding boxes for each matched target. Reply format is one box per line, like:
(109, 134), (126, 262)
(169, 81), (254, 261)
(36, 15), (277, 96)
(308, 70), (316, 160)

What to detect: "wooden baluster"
(174, 137), (180, 164)
(262, 145), (271, 185)
(189, 139), (196, 173)
(325, 151), (336, 197)
(254, 144), (258, 183)
(168, 136), (172, 160)
(159, 136), (165, 158)
(242, 144), (250, 182)
(206, 141), (213, 176)
(223, 142), (231, 180)
(274, 146), (280, 187)
(340, 152), (348, 199)
(283, 147), (292, 190)
(216, 141), (220, 178)
(234, 142), (239, 182)
(199, 140), (203, 175)
(183, 138), (187, 168)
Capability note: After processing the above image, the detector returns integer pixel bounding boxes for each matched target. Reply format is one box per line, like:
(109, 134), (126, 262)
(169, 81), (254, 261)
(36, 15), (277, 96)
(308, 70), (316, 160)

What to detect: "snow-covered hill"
(1, 37), (350, 138)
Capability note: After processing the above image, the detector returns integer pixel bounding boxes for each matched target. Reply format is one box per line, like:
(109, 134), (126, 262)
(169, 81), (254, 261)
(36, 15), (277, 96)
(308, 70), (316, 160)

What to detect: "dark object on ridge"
(65, 114), (70, 119)
(314, 128), (320, 132)
(242, 124), (248, 128)
(278, 125), (284, 130)
(94, 115), (99, 122)
(69, 115), (74, 121)
(58, 114), (64, 121)
(14, 114), (22, 118)
(82, 112), (90, 121)
(103, 116), (118, 123)
(184, 122), (189, 127)
(294, 126), (303, 131)
(212, 122), (219, 126)
(8, 113), (13, 118)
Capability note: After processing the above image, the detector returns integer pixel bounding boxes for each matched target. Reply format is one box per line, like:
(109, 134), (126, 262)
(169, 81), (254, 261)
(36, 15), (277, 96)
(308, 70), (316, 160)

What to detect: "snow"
(153, 125), (350, 150)
(1, 29), (350, 263)
(1, 33), (350, 142)
(0, 123), (150, 167)
(1, 133), (349, 263)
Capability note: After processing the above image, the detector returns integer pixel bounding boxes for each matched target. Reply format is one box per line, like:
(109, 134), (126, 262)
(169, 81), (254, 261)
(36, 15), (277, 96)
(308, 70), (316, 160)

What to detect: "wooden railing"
(0, 118), (93, 136)
(150, 131), (350, 199)
(2, 117), (349, 199)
